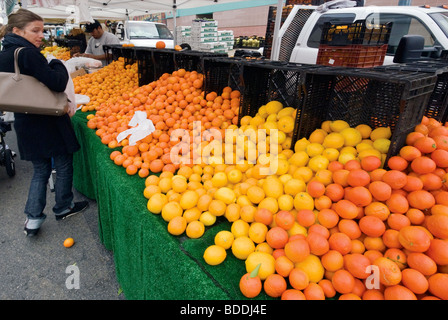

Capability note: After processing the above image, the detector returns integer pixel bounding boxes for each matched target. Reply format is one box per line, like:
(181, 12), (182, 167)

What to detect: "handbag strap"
(12, 47), (25, 81)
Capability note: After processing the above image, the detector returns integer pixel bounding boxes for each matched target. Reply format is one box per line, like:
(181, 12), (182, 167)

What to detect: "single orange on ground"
(63, 237), (75, 248)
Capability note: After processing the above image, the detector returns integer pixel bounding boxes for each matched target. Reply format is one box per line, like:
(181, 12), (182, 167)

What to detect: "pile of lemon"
(143, 100), (393, 274)
(41, 45), (71, 61)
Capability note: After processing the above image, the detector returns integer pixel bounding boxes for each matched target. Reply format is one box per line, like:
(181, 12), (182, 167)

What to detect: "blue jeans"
(25, 153), (74, 220)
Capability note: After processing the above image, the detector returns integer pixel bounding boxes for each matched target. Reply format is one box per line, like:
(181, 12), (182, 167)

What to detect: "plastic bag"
(117, 111), (155, 146)
(64, 57), (102, 74)
(46, 54), (77, 116)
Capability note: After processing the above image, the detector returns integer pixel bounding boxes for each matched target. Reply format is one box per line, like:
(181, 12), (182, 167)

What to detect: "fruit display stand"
(71, 110), (271, 300)
(292, 66), (438, 166)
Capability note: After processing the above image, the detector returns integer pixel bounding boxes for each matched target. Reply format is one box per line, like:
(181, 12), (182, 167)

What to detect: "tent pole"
(173, 0), (177, 46)
(270, 0), (283, 61)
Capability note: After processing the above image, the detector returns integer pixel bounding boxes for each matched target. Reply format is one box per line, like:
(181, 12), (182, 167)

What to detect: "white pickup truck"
(116, 20), (175, 49)
(273, 4), (448, 65)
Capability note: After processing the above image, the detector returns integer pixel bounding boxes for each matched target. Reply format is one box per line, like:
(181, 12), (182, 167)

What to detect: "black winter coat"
(0, 34), (80, 161)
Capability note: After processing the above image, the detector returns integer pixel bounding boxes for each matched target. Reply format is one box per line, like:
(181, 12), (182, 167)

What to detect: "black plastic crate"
(173, 50), (228, 74)
(203, 57), (245, 97)
(104, 44), (136, 66)
(374, 60), (448, 124)
(320, 20), (392, 46)
(293, 66), (437, 164)
(133, 48), (175, 86)
(237, 60), (312, 122)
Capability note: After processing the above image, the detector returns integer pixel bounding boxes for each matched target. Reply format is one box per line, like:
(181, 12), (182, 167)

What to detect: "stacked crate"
(190, 20), (223, 53)
(218, 30), (235, 52)
(175, 26), (191, 45)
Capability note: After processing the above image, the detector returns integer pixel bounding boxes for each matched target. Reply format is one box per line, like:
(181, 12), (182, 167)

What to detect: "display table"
(71, 111), (268, 300)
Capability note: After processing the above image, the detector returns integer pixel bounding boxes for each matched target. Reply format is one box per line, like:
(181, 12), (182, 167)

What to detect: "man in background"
(74, 20), (120, 66)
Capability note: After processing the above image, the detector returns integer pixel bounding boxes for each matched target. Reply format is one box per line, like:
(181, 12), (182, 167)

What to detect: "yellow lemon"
(305, 143), (325, 157)
(203, 245), (227, 265)
(200, 211), (217, 226)
(186, 220), (205, 239)
(373, 138), (391, 154)
(247, 185), (265, 204)
(266, 114), (278, 122)
(263, 121), (278, 135)
(293, 166), (313, 183)
(340, 127), (362, 147)
(158, 177), (172, 194)
(225, 203), (241, 222)
(340, 146), (357, 156)
(355, 124), (372, 139)
(370, 126), (392, 141)
(258, 197), (279, 214)
(171, 176), (188, 194)
(279, 173), (293, 185)
(255, 242), (274, 255)
(307, 155), (329, 172)
(212, 172), (228, 188)
(250, 115), (265, 127)
(215, 230), (235, 249)
(232, 236), (256, 260)
(263, 176), (284, 199)
(338, 152), (356, 165)
(356, 142), (374, 153)
(265, 100), (283, 115)
(167, 216), (187, 236)
(322, 132), (345, 149)
(322, 148), (339, 162)
(294, 192), (314, 211)
(240, 115), (252, 126)
(180, 190), (199, 210)
(309, 129), (328, 144)
(161, 201), (183, 222)
(257, 105), (268, 118)
(277, 107), (295, 119)
(278, 194), (294, 211)
(209, 199), (227, 216)
(295, 254), (325, 283)
(294, 138), (310, 152)
(321, 120), (332, 133)
(214, 187), (236, 205)
(275, 158), (290, 176)
(289, 151), (309, 167)
(183, 207), (201, 222)
(284, 178), (306, 196)
(147, 193), (168, 214)
(287, 221), (308, 237)
(277, 116), (295, 134)
(143, 185), (161, 199)
(240, 205), (257, 223)
(248, 222), (268, 244)
(358, 148), (382, 160)
(329, 120), (350, 132)
(231, 219), (250, 238)
(245, 251), (276, 280)
(314, 169), (333, 186)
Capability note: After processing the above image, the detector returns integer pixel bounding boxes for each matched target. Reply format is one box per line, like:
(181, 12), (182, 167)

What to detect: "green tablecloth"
(71, 111), (270, 300)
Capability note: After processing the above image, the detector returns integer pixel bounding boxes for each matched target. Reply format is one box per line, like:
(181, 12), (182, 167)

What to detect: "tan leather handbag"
(0, 47), (69, 116)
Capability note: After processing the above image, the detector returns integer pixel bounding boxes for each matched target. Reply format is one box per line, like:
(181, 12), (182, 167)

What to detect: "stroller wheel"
(4, 149), (15, 177)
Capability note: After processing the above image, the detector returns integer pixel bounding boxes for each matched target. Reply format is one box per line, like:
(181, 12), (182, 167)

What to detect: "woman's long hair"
(0, 8), (43, 39)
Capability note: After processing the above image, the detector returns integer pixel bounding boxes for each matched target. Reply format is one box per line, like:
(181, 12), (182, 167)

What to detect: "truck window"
(127, 22), (173, 39)
(430, 12), (448, 38)
(307, 13), (356, 48)
(368, 13), (437, 54)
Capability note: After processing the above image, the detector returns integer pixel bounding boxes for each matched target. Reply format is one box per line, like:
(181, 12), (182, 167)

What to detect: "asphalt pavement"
(0, 122), (124, 300)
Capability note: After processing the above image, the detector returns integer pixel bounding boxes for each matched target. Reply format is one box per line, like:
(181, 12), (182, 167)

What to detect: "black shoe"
(55, 201), (89, 221)
(24, 214), (46, 237)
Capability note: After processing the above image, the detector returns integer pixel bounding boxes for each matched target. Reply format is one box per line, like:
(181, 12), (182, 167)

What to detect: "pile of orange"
(74, 58), (139, 112)
(84, 66), (240, 176)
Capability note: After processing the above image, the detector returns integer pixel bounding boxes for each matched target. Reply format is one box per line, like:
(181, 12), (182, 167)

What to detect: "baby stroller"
(0, 112), (16, 177)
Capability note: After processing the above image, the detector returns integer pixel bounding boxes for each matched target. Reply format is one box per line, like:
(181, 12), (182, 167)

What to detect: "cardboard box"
(70, 68), (86, 79)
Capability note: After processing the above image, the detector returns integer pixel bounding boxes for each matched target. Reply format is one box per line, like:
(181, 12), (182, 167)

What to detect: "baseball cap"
(84, 20), (101, 33)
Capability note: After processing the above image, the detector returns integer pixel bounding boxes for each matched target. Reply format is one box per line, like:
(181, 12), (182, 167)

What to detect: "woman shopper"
(0, 9), (88, 236)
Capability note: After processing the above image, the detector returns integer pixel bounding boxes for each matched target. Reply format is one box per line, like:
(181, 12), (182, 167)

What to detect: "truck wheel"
(4, 149), (15, 177)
